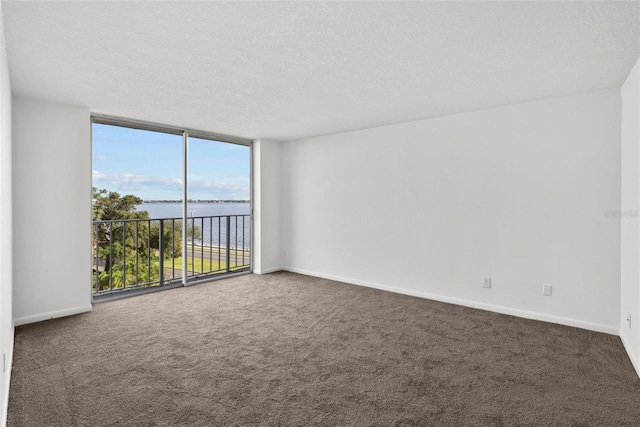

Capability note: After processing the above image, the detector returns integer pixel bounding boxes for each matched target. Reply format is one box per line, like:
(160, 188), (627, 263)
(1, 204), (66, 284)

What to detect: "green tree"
(92, 188), (146, 222)
(92, 188), (184, 292)
(93, 187), (159, 291)
(150, 220), (184, 259)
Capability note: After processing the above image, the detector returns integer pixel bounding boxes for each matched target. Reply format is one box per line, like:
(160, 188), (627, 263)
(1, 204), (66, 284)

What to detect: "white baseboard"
(253, 266), (282, 275)
(14, 305), (93, 327)
(281, 266), (619, 336)
(1, 325), (13, 427)
(619, 332), (640, 378)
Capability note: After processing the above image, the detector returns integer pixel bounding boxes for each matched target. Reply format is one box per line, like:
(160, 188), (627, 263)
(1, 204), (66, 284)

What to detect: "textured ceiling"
(2, 1), (639, 141)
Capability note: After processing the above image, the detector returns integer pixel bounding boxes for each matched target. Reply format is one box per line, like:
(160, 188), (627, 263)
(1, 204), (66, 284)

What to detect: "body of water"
(137, 202), (251, 249)
(139, 202), (250, 219)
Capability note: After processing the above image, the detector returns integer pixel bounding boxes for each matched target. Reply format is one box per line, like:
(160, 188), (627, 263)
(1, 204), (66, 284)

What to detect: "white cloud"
(93, 171), (249, 199)
(94, 171), (182, 192)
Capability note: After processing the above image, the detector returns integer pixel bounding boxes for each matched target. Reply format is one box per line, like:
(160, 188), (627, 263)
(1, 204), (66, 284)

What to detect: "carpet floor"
(7, 272), (640, 426)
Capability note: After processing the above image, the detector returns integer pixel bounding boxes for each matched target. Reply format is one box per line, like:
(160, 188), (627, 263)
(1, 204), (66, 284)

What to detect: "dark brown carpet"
(7, 272), (640, 426)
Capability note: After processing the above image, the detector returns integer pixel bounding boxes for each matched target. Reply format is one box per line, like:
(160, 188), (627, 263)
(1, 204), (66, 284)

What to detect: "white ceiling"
(2, 1), (639, 141)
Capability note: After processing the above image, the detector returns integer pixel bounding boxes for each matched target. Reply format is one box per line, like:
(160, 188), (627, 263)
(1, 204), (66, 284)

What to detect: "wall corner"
(253, 138), (282, 274)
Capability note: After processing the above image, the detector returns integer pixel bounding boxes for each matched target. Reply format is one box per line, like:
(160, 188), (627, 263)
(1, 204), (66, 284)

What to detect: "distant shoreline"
(142, 200), (249, 204)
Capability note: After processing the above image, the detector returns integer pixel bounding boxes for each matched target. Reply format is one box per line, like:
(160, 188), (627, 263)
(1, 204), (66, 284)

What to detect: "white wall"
(282, 89), (621, 334)
(253, 139), (282, 274)
(12, 97), (91, 325)
(621, 57), (640, 376)
(0, 8), (12, 426)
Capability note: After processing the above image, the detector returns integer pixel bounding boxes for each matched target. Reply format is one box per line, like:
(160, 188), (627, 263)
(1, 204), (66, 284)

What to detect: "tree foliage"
(92, 188), (184, 292)
(92, 188), (147, 222)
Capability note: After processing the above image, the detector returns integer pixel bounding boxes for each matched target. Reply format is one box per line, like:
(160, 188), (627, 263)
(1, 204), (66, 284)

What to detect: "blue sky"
(92, 124), (250, 200)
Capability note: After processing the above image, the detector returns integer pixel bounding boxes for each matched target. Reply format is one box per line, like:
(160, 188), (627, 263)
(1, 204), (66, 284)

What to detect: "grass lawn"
(166, 256), (225, 273)
(164, 256), (249, 274)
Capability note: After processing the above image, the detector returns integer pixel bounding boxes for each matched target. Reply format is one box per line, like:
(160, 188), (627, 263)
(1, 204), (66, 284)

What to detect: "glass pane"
(186, 137), (251, 281)
(92, 123), (183, 294)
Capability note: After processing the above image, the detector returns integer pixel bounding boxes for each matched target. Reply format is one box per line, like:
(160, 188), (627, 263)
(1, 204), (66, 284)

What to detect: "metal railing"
(92, 215), (250, 296)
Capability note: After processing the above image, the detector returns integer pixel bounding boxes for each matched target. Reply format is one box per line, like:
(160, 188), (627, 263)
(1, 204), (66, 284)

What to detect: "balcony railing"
(92, 215), (250, 296)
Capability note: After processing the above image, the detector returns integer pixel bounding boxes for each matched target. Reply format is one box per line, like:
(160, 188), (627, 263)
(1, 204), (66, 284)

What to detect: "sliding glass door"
(185, 137), (251, 282)
(91, 119), (251, 298)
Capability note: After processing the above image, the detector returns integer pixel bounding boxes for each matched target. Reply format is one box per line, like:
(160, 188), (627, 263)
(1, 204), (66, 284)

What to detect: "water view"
(138, 201), (251, 250)
(92, 122), (251, 295)
(139, 201), (250, 219)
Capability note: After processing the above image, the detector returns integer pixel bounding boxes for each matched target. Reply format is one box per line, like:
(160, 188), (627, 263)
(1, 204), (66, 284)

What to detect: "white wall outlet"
(626, 313), (632, 329)
(483, 277), (491, 288)
(282, 249), (286, 257)
(2, 353), (5, 373)
(542, 284), (552, 296)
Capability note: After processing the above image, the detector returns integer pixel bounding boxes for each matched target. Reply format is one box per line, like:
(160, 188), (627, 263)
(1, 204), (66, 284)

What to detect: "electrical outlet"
(483, 277), (491, 289)
(542, 284), (552, 296)
(282, 249), (286, 257)
(2, 353), (5, 374)
(626, 313), (632, 329)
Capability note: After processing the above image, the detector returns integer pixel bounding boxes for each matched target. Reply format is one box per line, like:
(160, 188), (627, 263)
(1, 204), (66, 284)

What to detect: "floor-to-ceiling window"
(91, 117), (251, 299)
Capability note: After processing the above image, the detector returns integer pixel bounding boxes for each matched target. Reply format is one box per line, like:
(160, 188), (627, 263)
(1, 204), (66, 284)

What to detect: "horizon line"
(141, 199), (250, 203)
